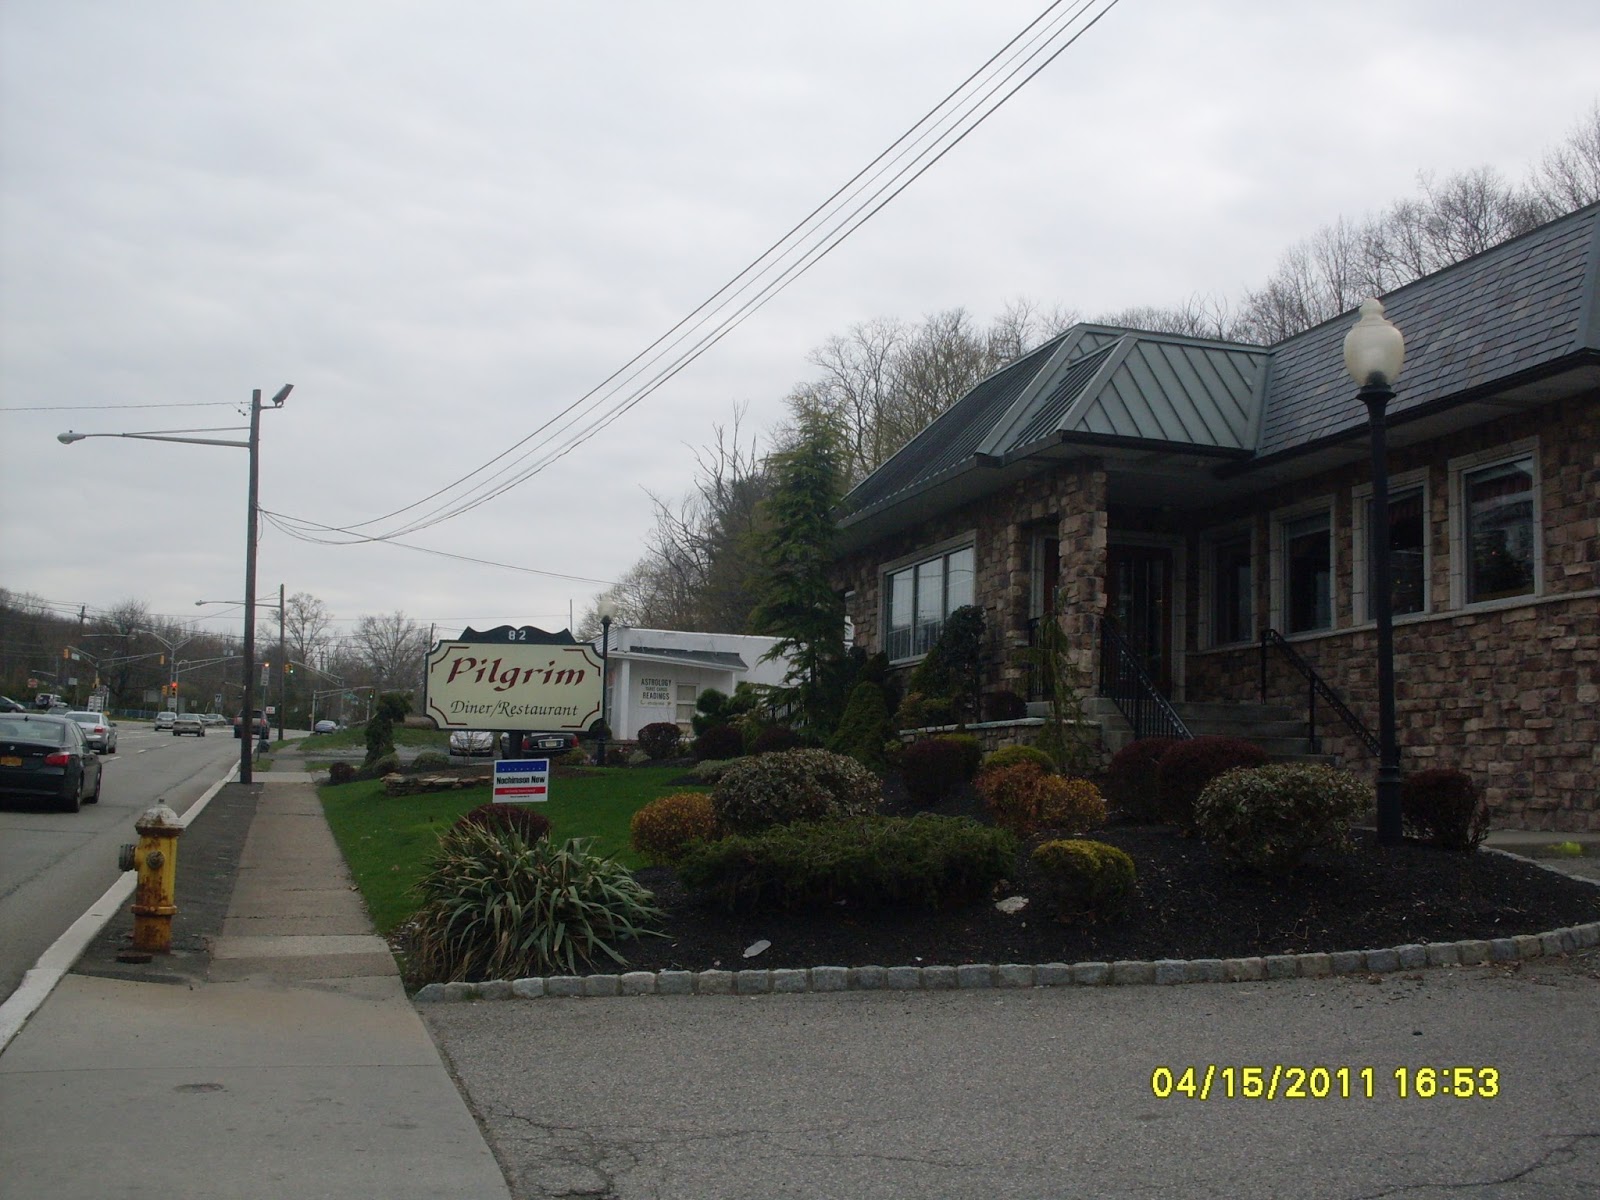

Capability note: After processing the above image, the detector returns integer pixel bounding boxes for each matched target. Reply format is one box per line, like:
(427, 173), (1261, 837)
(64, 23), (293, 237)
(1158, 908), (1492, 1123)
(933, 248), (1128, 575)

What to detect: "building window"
(675, 684), (697, 730)
(885, 545), (975, 661)
(1462, 457), (1537, 604)
(1354, 475), (1428, 621)
(1282, 511), (1331, 633)
(1210, 536), (1253, 645)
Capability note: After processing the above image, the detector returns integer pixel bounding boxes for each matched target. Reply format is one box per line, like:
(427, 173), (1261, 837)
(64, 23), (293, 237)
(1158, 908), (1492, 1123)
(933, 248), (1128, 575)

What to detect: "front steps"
(1087, 697), (1333, 763)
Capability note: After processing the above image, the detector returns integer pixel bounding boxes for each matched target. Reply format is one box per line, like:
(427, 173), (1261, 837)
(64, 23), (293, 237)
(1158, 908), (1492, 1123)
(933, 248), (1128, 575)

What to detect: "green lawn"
(318, 765), (701, 933)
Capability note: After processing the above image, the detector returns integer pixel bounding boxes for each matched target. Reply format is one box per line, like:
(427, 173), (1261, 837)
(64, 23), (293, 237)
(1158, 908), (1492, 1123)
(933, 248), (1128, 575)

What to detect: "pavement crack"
(1346, 1130), (1600, 1198)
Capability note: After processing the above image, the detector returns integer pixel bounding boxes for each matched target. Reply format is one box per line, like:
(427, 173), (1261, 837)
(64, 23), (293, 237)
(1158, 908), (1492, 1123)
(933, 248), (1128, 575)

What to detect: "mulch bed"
(611, 778), (1600, 973)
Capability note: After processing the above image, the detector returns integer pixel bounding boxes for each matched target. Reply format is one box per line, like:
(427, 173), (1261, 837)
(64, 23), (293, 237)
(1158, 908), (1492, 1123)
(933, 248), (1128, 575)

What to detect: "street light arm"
(60, 430), (250, 449)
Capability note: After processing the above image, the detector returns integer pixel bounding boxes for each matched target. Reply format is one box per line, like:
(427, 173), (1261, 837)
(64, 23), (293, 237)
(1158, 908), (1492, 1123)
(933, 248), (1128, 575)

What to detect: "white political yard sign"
(493, 758), (551, 804)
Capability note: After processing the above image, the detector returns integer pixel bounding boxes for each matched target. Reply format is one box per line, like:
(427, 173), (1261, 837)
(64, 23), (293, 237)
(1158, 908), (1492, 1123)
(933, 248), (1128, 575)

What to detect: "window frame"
(1199, 523), (1255, 648)
(1447, 439), (1542, 611)
(1352, 467), (1430, 624)
(1268, 497), (1336, 637)
(880, 533), (977, 664)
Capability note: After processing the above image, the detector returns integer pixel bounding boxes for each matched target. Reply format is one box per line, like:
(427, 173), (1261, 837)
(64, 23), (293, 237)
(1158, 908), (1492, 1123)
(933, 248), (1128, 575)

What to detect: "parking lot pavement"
(424, 950), (1600, 1200)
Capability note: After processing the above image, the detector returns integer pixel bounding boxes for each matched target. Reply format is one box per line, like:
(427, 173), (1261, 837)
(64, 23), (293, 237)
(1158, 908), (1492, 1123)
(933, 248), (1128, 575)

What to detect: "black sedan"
(0, 713), (103, 812)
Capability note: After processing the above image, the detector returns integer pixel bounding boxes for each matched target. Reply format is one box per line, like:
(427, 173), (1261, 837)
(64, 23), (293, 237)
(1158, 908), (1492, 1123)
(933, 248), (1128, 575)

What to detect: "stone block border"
(412, 920), (1600, 1005)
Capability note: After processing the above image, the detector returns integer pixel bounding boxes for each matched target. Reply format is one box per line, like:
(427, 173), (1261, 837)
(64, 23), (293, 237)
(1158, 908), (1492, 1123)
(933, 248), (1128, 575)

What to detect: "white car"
(65, 711), (118, 754)
(172, 713), (206, 737)
(448, 730), (495, 757)
(154, 711), (177, 732)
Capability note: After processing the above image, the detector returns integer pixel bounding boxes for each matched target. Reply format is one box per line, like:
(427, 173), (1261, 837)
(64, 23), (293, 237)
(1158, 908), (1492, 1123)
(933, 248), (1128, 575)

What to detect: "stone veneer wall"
(836, 459), (1107, 698)
(1185, 394), (1599, 830)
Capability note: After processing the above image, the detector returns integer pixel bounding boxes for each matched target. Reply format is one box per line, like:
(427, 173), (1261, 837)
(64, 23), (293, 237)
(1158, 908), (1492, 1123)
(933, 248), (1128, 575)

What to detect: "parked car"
(64, 710), (118, 754)
(154, 711), (177, 732)
(0, 713), (102, 812)
(448, 730), (495, 757)
(499, 731), (580, 756)
(0, 696), (25, 713)
(233, 710), (269, 739)
(173, 712), (206, 737)
(312, 719), (342, 735)
(199, 713), (226, 727)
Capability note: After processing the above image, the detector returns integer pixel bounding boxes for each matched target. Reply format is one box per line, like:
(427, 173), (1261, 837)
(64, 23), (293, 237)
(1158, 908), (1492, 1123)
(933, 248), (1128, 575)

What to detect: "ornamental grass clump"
(454, 802), (551, 845)
(407, 825), (662, 983)
(676, 815), (1017, 913)
(1193, 763), (1369, 875)
(629, 791), (719, 866)
(1028, 839), (1137, 922)
(711, 748), (880, 835)
(975, 763), (1107, 837)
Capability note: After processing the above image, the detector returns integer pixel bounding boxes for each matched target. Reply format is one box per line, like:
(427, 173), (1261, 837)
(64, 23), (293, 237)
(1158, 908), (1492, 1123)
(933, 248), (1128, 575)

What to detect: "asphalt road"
(0, 721), (241, 1002)
(425, 949), (1600, 1200)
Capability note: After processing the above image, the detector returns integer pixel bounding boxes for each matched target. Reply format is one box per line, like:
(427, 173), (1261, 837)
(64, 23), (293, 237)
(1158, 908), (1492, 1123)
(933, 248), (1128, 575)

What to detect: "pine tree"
(749, 414), (846, 737)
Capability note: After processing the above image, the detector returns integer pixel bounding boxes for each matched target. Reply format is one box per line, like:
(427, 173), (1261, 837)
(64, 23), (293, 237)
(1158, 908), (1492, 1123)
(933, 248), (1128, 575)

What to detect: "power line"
(0, 401), (240, 413)
(268, 0), (1122, 548)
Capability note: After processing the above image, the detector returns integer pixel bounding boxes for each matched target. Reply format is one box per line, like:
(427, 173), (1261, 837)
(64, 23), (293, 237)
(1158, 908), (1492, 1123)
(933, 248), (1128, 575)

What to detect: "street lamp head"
(57, 431), (86, 444)
(596, 598), (618, 623)
(270, 384), (293, 407)
(1343, 298), (1406, 389)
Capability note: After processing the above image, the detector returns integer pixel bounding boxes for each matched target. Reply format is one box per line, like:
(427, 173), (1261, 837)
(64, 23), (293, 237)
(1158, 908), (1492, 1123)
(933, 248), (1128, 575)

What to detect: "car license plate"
(1, 755), (20, 767)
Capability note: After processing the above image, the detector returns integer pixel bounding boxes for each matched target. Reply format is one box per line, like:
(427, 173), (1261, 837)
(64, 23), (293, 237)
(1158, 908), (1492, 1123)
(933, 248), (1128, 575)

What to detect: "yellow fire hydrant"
(117, 803), (183, 957)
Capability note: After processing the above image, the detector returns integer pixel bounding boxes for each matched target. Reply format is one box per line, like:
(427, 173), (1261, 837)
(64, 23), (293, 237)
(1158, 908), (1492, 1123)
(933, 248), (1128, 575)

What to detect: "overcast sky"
(3, 0), (1597, 648)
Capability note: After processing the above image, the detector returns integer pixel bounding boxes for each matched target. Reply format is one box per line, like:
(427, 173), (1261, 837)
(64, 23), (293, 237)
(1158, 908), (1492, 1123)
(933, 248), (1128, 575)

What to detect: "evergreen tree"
(749, 413), (847, 737)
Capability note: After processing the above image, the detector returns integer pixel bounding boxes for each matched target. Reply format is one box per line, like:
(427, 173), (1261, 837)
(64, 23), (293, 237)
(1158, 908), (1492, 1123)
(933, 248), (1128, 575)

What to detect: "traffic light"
(62, 647), (69, 659)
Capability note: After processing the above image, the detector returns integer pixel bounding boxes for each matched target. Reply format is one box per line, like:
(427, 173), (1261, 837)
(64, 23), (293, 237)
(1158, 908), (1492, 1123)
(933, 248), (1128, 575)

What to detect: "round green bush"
(454, 802), (552, 845)
(1194, 763), (1369, 874)
(711, 748), (881, 835)
(827, 680), (892, 771)
(637, 722), (683, 761)
(693, 724), (745, 762)
(408, 828), (661, 982)
(1029, 839), (1136, 921)
(411, 750), (450, 770)
(1154, 736), (1268, 827)
(980, 744), (1056, 776)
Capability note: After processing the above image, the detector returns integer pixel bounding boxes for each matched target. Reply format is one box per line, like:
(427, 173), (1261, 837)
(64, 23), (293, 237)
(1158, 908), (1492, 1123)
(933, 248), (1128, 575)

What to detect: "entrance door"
(1106, 544), (1174, 695)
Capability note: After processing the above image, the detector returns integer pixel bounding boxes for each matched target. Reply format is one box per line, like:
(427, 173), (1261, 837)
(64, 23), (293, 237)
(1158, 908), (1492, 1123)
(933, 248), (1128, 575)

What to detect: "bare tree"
(1531, 102), (1600, 214)
(1094, 293), (1244, 341)
(351, 611), (429, 695)
(986, 296), (1079, 364)
(283, 592), (333, 670)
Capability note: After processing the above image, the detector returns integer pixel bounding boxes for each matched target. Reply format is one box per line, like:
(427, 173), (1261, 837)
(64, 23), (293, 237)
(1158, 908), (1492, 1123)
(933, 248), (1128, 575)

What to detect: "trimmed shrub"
(408, 828), (662, 981)
(1194, 763), (1369, 874)
(980, 744), (1056, 776)
(1155, 736), (1268, 827)
(411, 750), (450, 770)
(637, 722), (683, 761)
(629, 791), (718, 866)
(356, 751), (401, 781)
(327, 761), (356, 785)
(899, 734), (983, 808)
(690, 689), (732, 737)
(455, 802), (552, 844)
(904, 604), (986, 722)
(750, 725), (802, 756)
(983, 690), (1029, 722)
(1029, 839), (1137, 921)
(677, 815), (1017, 913)
(1400, 768), (1490, 851)
(1104, 737), (1180, 821)
(692, 724), (745, 762)
(827, 680), (891, 770)
(711, 748), (881, 835)
(976, 764), (1107, 837)
(686, 758), (740, 785)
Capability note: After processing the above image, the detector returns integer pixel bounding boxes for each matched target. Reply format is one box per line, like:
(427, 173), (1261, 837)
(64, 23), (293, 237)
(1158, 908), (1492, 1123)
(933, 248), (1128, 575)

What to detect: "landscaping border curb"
(411, 919), (1600, 1004)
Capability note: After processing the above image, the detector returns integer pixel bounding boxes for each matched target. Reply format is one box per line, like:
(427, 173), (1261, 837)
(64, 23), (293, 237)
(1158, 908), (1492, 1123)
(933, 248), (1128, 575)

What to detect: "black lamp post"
(595, 601), (616, 767)
(1343, 298), (1406, 845)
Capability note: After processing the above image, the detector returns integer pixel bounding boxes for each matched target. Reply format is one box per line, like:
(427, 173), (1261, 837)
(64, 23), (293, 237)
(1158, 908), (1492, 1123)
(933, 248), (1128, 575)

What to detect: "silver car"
(65, 710), (118, 754)
(172, 712), (206, 737)
(448, 730), (495, 757)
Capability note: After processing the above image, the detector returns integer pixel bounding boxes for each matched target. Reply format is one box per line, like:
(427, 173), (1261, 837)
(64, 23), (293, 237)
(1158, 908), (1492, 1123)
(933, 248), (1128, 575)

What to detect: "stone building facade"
(834, 205), (1600, 830)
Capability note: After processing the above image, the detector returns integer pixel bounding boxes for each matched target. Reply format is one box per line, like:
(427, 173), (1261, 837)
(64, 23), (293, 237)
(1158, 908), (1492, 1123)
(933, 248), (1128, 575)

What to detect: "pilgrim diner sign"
(424, 625), (602, 732)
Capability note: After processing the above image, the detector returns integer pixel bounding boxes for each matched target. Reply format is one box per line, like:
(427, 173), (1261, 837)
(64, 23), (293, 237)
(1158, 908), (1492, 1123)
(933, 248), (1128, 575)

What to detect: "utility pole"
(278, 582), (287, 742)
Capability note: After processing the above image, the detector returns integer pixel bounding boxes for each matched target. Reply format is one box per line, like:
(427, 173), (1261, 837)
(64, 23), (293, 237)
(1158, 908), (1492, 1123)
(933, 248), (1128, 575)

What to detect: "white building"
(592, 626), (795, 741)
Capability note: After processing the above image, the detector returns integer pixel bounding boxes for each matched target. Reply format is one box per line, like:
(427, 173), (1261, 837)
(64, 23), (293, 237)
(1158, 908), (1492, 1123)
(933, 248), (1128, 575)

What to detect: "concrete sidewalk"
(0, 768), (510, 1200)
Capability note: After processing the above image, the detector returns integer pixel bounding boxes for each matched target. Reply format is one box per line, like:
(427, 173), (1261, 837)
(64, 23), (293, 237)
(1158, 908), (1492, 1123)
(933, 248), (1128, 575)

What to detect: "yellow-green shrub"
(1029, 838), (1136, 920)
(629, 791), (718, 866)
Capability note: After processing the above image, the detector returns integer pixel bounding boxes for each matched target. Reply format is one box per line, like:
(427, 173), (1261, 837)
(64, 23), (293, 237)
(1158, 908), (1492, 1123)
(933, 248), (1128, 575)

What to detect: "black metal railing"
(1099, 618), (1191, 742)
(1259, 629), (1380, 756)
(1025, 616), (1045, 702)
